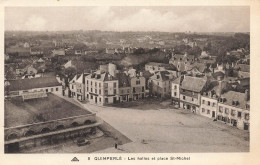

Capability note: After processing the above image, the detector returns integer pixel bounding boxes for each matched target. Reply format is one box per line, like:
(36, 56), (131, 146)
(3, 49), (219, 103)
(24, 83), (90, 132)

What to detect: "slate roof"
(8, 76), (61, 91)
(220, 91), (249, 109)
(149, 71), (175, 81)
(86, 72), (118, 82)
(172, 76), (183, 85)
(191, 62), (207, 73)
(142, 70), (153, 79)
(181, 76), (207, 92)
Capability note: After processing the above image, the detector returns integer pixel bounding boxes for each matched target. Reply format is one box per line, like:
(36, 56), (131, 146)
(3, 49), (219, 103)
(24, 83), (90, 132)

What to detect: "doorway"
(212, 111), (215, 118)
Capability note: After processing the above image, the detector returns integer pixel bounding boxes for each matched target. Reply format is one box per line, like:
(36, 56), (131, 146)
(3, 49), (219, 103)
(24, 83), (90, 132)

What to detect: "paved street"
(80, 100), (249, 153)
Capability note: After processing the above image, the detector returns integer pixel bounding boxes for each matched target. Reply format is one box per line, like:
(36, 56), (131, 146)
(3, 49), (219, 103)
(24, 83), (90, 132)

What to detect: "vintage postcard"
(1, 0), (260, 164)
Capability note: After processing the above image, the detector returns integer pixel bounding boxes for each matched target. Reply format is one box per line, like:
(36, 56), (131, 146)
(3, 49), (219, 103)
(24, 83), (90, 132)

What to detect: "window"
(87, 80), (88, 84)
(99, 83), (101, 87)
(244, 113), (249, 120)
(95, 89), (97, 93)
(99, 89), (101, 94)
(51, 88), (54, 92)
(91, 81), (93, 85)
(208, 101), (210, 106)
(174, 85), (177, 89)
(113, 82), (117, 88)
(157, 82), (159, 85)
(225, 108), (229, 114)
(99, 98), (101, 102)
(133, 87), (136, 93)
(230, 110), (235, 116)
(164, 88), (166, 92)
(174, 92), (177, 96)
(56, 88), (58, 91)
(104, 83), (108, 88)
(192, 98), (194, 101)
(183, 96), (186, 100)
(90, 95), (93, 99)
(142, 86), (144, 92)
(87, 87), (89, 92)
(127, 89), (130, 93)
(105, 98), (108, 103)
(46, 89), (48, 92)
(219, 106), (223, 113)
(202, 100), (205, 104)
(202, 108), (205, 113)
(113, 89), (116, 95)
(72, 85), (74, 89)
(104, 90), (108, 95)
(207, 110), (210, 114)
(136, 80), (140, 85)
(95, 82), (97, 87)
(237, 111), (242, 118)
(212, 103), (215, 107)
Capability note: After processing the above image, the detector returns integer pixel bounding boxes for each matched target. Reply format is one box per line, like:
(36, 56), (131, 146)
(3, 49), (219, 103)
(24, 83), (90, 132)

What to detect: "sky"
(5, 6), (250, 32)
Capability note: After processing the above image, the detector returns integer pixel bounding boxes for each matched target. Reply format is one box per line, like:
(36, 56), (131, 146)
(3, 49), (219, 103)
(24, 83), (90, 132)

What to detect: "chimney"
(140, 72), (143, 77)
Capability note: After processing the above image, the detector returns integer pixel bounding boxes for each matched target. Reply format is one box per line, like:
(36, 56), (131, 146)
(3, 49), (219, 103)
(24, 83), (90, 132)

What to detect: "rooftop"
(181, 76), (207, 93)
(220, 91), (249, 109)
(4, 93), (91, 128)
(8, 76), (61, 91)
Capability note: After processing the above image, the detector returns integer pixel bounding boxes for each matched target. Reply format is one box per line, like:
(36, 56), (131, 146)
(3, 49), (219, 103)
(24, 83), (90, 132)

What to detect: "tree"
(64, 67), (77, 80)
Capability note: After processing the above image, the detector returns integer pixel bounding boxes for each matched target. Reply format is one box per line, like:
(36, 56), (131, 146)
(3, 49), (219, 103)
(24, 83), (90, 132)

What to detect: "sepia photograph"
(3, 5), (251, 155)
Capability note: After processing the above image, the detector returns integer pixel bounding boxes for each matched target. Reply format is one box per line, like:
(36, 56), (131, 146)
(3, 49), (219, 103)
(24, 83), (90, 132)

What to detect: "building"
(145, 62), (176, 74)
(85, 63), (119, 105)
(148, 71), (175, 98)
(69, 74), (81, 98)
(52, 49), (65, 56)
(235, 64), (250, 78)
(105, 48), (115, 54)
(171, 76), (184, 108)
(26, 66), (37, 75)
(117, 72), (131, 102)
(63, 60), (74, 68)
(129, 71), (146, 101)
(179, 76), (208, 113)
(200, 80), (227, 119)
(5, 76), (62, 97)
(75, 73), (90, 101)
(217, 90), (250, 130)
(30, 47), (43, 55)
(23, 42), (30, 48)
(4, 93), (100, 153)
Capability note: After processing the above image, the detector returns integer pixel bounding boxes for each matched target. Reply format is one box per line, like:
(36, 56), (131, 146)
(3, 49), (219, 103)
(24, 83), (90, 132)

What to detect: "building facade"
(217, 90), (250, 130)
